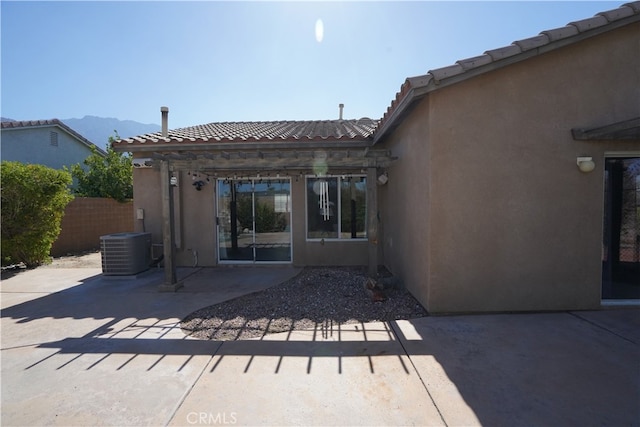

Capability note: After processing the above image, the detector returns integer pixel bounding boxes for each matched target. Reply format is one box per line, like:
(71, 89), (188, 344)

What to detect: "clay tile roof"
(114, 118), (378, 147)
(373, 1), (640, 143)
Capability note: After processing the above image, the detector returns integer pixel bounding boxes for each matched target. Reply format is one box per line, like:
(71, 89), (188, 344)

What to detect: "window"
(306, 176), (367, 239)
(49, 131), (58, 147)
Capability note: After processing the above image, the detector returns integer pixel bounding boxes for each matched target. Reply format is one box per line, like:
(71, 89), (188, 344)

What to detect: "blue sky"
(1, 1), (620, 129)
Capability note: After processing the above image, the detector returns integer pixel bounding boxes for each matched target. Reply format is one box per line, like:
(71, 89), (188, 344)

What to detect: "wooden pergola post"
(367, 166), (378, 278)
(158, 160), (181, 291)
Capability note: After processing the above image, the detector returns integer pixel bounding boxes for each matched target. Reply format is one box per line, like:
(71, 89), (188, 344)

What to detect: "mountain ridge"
(62, 116), (160, 151)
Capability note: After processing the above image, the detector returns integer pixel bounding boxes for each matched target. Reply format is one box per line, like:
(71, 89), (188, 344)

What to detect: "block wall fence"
(51, 197), (134, 257)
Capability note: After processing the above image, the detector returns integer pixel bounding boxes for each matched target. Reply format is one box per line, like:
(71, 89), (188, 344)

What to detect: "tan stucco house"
(113, 2), (639, 313)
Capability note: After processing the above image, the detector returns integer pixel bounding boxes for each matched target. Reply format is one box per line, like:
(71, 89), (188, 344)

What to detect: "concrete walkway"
(1, 266), (638, 426)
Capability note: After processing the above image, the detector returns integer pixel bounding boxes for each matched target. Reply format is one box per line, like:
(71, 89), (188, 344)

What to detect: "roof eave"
(372, 10), (640, 145)
(372, 83), (431, 145)
(111, 138), (374, 153)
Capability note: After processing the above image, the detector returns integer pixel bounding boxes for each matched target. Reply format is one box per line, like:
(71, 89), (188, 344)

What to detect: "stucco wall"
(379, 97), (432, 307)
(131, 167), (166, 259)
(131, 168), (218, 267)
(131, 164), (368, 267)
(380, 23), (639, 313)
(1, 126), (95, 170)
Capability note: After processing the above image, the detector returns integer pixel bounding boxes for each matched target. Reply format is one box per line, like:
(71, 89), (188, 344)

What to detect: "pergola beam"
(149, 148), (395, 172)
(143, 148), (393, 286)
(114, 139), (374, 153)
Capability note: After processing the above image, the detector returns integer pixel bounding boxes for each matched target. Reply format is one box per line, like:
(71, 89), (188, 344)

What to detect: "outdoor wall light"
(193, 180), (206, 191)
(377, 172), (389, 185)
(170, 176), (178, 186)
(577, 157), (595, 173)
(133, 158), (153, 168)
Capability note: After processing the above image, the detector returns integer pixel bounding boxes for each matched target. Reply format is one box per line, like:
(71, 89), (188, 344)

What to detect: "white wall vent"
(100, 232), (152, 276)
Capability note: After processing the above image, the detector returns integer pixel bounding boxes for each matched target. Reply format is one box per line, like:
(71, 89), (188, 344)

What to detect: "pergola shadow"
(2, 268), (420, 376)
(32, 320), (414, 375)
(4, 268), (638, 427)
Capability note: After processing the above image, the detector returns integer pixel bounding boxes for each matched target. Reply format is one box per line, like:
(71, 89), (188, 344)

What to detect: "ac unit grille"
(101, 232), (152, 276)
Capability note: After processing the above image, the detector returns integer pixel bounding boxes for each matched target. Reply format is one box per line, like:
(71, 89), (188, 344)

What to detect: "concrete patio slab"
(2, 265), (639, 426)
(392, 312), (640, 427)
(1, 266), (300, 426)
(2, 341), (216, 426)
(0, 268), (103, 310)
(168, 322), (445, 426)
(570, 307), (640, 343)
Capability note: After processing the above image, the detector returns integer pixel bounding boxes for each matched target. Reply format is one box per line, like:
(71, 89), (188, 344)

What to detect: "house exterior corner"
(378, 20), (639, 313)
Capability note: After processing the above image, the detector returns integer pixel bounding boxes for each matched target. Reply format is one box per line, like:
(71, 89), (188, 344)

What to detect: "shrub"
(71, 145), (132, 202)
(1, 161), (73, 268)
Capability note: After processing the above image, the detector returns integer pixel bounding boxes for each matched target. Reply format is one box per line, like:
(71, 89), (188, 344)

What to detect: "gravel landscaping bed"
(181, 266), (428, 341)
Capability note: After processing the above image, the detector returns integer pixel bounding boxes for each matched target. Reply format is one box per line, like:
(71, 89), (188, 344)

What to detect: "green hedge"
(1, 161), (73, 268)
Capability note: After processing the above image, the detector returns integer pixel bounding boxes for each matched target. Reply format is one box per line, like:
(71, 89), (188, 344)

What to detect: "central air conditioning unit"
(100, 232), (152, 276)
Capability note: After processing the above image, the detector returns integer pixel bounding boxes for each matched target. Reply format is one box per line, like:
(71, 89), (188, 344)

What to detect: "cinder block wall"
(51, 197), (134, 257)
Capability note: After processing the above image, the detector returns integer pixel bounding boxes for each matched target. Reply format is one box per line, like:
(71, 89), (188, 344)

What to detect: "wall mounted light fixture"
(133, 158), (153, 168)
(377, 171), (389, 185)
(577, 157), (595, 173)
(193, 180), (206, 191)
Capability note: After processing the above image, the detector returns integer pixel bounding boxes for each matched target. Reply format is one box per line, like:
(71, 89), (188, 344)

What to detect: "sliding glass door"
(217, 179), (291, 263)
(602, 157), (640, 299)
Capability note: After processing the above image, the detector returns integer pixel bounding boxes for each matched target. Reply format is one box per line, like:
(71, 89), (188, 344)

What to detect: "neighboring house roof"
(373, 1), (640, 143)
(1, 119), (107, 156)
(115, 119), (377, 147)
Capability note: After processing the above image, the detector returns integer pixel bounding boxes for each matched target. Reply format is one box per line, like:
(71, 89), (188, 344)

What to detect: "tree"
(71, 137), (133, 202)
(1, 161), (73, 267)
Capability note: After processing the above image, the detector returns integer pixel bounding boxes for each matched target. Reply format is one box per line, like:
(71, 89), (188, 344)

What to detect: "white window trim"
(603, 151), (640, 158)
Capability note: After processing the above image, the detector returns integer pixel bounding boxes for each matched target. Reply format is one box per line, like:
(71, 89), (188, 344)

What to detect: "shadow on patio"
(2, 267), (639, 426)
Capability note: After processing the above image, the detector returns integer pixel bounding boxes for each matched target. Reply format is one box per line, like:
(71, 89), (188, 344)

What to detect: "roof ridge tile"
(541, 25), (579, 42)
(429, 64), (465, 82)
(484, 44), (522, 61)
(569, 14), (609, 32)
(598, 4), (635, 21)
(625, 1), (640, 13)
(513, 33), (550, 51)
(456, 54), (493, 71)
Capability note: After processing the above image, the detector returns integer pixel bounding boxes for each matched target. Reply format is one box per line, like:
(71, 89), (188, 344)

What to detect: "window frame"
(305, 174), (367, 241)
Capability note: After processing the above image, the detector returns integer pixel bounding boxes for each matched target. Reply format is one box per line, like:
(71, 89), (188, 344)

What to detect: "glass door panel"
(218, 180), (254, 261)
(217, 178), (291, 263)
(254, 180), (291, 262)
(602, 157), (640, 299)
